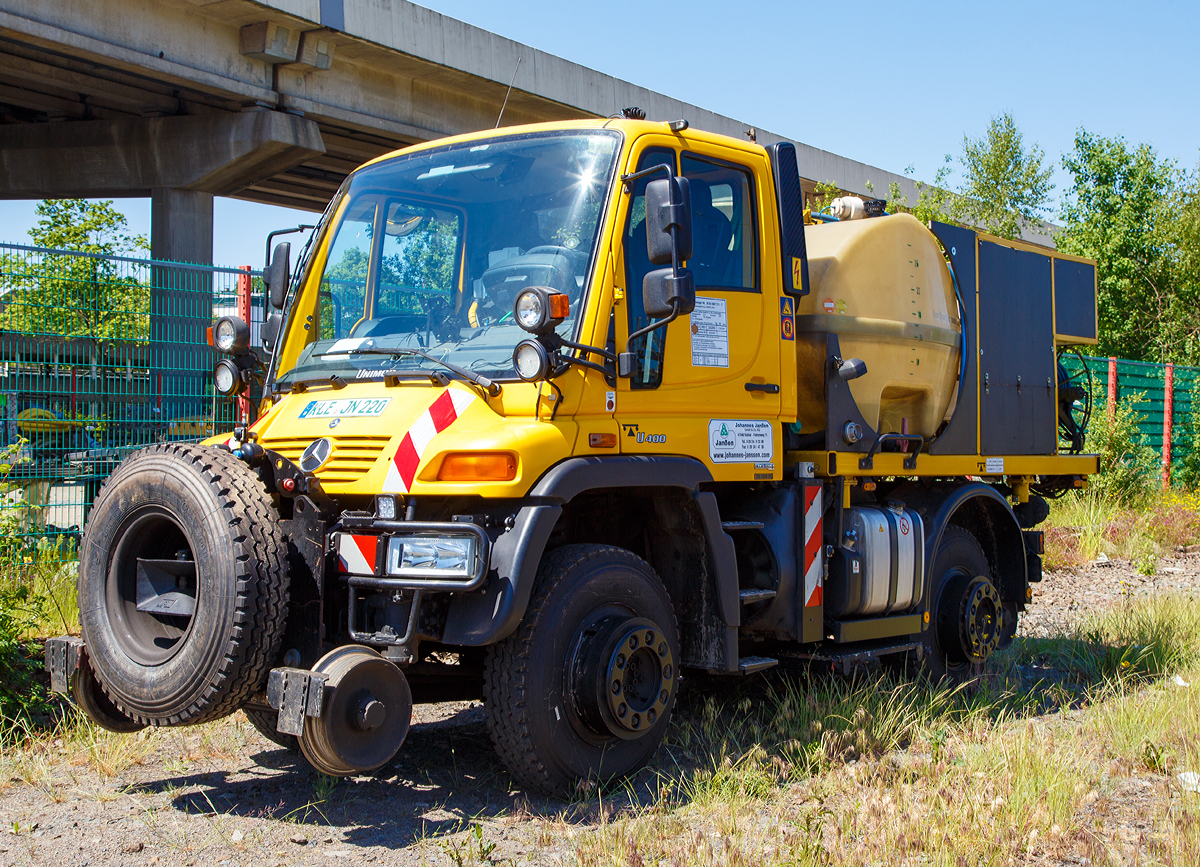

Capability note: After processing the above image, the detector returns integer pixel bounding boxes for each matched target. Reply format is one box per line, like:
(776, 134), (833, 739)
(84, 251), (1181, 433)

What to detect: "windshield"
(276, 130), (620, 386)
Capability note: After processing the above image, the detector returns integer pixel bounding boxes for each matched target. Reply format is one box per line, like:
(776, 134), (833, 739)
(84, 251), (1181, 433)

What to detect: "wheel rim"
(936, 570), (1000, 666)
(959, 577), (1001, 662)
(104, 505), (198, 667)
(300, 646), (412, 776)
(570, 615), (674, 741)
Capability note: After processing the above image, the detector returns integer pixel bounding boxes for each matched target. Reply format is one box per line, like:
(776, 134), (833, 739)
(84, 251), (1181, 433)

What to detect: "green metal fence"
(1061, 353), (1200, 481)
(0, 242), (262, 563)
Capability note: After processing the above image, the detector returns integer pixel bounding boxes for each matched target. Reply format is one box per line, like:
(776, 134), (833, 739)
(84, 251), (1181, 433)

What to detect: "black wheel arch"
(892, 480), (1027, 609)
(442, 456), (740, 671)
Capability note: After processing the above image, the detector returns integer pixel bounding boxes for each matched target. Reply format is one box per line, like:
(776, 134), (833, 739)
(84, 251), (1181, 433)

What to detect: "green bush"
(1083, 383), (1156, 505)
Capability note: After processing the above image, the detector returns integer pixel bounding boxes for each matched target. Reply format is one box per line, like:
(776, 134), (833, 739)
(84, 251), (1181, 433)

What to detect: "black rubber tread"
(78, 443), (290, 726)
(483, 544), (679, 796)
(922, 525), (993, 684)
(244, 708), (299, 751)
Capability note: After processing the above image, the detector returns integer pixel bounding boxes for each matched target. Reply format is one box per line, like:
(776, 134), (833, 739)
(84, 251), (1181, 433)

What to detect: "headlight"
(386, 535), (477, 578)
(512, 286), (568, 334)
(513, 339), (550, 381)
(213, 358), (244, 396)
(212, 315), (251, 355)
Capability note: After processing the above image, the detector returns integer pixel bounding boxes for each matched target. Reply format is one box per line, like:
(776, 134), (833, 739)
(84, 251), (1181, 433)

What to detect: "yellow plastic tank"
(794, 213), (961, 439)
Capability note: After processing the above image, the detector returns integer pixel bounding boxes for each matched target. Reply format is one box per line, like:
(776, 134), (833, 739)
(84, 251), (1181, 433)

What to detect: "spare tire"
(78, 443), (289, 726)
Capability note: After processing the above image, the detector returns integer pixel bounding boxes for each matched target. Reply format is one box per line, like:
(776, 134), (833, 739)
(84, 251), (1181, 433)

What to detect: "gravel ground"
(1019, 552), (1200, 638)
(4, 555), (1199, 866)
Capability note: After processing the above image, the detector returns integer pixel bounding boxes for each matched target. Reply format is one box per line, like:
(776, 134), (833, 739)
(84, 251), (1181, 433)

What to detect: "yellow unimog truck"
(46, 115), (1099, 796)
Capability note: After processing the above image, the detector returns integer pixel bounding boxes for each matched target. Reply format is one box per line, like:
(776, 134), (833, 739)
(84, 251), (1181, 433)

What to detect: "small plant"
(442, 823), (502, 867)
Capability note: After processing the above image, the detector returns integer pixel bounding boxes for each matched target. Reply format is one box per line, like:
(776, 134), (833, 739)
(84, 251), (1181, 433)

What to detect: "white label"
(690, 296), (729, 368)
(985, 457), (1004, 474)
(299, 397), (392, 419)
(326, 337), (369, 357)
(709, 419), (773, 463)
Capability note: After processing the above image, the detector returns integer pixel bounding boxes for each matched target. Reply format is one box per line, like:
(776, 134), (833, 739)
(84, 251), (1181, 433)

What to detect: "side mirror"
(644, 177), (692, 266)
(265, 241), (291, 310)
(643, 268), (695, 319)
(262, 311), (283, 352)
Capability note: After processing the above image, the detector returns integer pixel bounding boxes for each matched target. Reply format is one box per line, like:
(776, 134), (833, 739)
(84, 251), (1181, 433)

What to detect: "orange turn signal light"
(205, 325), (214, 346)
(548, 293), (570, 320)
(438, 452), (518, 482)
(588, 433), (617, 448)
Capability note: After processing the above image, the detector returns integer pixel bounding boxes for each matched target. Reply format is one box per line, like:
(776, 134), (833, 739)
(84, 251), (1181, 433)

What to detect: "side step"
(737, 656), (778, 674)
(739, 588), (777, 605)
(777, 641), (923, 676)
(721, 520), (764, 531)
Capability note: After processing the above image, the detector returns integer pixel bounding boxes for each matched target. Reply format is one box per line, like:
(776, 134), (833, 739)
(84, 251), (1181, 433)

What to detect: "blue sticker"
(780, 297), (795, 341)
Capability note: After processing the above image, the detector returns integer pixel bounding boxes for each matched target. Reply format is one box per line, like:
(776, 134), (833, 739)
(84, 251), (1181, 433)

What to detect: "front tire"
(484, 545), (680, 797)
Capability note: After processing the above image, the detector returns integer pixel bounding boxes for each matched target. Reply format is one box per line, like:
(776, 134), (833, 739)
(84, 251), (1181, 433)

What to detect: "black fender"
(442, 456), (739, 656)
(893, 481), (1027, 607)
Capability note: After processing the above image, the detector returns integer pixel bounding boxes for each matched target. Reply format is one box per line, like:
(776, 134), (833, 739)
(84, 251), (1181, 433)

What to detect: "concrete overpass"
(0, 0), (924, 264)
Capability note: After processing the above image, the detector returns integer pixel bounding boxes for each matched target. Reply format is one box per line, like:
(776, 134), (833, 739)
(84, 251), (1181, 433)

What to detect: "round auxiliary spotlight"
(212, 315), (251, 355)
(512, 339), (551, 382)
(213, 358), (245, 396)
(513, 286), (568, 335)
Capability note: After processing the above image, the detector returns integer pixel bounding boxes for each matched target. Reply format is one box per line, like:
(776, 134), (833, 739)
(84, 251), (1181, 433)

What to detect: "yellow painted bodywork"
(204, 119), (1097, 497)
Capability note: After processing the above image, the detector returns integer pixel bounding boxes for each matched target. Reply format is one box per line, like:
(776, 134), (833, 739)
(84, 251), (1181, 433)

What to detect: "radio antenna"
(494, 56), (522, 128)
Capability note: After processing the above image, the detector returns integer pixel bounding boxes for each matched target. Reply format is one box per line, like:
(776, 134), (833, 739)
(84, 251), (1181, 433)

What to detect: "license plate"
(298, 397), (391, 419)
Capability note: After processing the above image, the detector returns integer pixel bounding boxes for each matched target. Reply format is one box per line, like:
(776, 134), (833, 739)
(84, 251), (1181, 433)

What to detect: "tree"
(887, 156), (955, 225)
(0, 200), (150, 340)
(957, 113), (1054, 240)
(1056, 131), (1181, 362)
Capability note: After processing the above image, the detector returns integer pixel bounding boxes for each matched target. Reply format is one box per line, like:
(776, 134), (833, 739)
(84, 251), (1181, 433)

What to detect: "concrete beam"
(151, 188), (213, 264)
(0, 109), (324, 199)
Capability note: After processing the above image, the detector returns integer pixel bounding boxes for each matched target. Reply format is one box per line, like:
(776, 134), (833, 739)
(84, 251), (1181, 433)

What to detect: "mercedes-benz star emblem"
(328, 418), (341, 429)
(299, 437), (334, 473)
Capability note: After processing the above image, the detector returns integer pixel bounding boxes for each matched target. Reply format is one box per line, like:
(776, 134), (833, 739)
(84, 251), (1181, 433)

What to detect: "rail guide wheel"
(299, 645), (413, 777)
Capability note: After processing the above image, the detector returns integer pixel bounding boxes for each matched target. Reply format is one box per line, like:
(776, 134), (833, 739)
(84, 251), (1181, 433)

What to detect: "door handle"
(744, 382), (779, 394)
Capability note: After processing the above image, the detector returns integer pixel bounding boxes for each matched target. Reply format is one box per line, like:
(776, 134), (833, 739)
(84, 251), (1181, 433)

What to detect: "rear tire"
(483, 544), (680, 797)
(921, 526), (1000, 684)
(78, 444), (290, 726)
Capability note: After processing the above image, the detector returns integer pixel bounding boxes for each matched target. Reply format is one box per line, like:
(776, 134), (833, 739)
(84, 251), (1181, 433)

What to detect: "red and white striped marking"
(382, 388), (476, 493)
(802, 484), (823, 607)
(338, 534), (378, 575)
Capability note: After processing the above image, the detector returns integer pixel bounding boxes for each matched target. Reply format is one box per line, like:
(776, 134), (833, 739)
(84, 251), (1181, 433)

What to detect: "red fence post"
(1108, 357), (1118, 420)
(236, 266), (253, 426)
(1164, 362), (1175, 490)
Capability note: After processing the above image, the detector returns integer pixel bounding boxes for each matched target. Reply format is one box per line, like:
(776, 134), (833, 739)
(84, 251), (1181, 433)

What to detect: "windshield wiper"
(314, 346), (501, 397)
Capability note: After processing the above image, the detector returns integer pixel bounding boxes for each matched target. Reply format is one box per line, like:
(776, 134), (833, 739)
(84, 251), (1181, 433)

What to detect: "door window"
(681, 153), (757, 291)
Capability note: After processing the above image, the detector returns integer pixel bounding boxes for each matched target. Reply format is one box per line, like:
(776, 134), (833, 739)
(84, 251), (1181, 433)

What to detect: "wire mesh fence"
(0, 242), (263, 567)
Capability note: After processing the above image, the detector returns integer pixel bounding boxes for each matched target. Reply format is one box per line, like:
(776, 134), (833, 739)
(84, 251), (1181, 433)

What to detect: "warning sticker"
(780, 297), (795, 340)
(709, 419), (774, 464)
(690, 296), (729, 368)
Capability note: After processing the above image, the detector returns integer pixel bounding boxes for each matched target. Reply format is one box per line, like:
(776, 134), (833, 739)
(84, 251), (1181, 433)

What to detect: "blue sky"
(1, 0), (1196, 266)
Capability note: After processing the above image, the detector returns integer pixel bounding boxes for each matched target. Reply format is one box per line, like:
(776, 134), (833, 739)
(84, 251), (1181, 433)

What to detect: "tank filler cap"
(830, 196), (866, 220)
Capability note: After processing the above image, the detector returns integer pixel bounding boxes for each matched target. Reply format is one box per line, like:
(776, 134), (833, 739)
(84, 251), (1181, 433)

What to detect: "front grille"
(261, 436), (391, 485)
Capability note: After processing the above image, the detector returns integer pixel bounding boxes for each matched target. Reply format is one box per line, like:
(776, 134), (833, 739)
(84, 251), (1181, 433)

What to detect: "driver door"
(612, 137), (782, 482)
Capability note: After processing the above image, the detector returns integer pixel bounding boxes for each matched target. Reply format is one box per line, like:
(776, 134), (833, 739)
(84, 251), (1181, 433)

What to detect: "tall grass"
(567, 594), (1200, 866)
